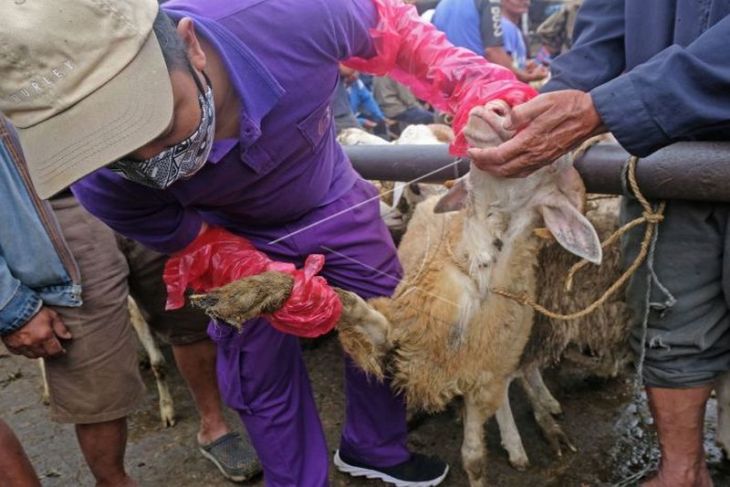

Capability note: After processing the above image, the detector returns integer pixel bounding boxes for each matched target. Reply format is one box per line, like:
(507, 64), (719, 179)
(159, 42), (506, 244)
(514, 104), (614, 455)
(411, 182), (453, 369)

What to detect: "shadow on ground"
(1, 334), (728, 486)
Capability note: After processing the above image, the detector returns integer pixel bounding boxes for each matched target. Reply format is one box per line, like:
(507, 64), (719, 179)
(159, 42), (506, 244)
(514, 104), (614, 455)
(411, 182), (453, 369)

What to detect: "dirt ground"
(2, 335), (729, 487)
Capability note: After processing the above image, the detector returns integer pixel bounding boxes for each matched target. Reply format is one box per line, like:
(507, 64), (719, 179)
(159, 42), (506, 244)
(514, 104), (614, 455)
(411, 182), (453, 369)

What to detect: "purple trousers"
(207, 179), (409, 486)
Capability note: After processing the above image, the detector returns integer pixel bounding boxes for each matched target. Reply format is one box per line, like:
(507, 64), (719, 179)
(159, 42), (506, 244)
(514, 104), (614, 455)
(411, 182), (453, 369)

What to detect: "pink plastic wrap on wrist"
(163, 227), (342, 338)
(264, 255), (343, 338)
(344, 0), (537, 155)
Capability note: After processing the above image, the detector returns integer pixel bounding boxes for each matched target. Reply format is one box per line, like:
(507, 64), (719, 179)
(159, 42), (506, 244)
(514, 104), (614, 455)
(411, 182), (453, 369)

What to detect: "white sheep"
(337, 120), (629, 471)
(494, 195), (630, 469)
(191, 101), (603, 486)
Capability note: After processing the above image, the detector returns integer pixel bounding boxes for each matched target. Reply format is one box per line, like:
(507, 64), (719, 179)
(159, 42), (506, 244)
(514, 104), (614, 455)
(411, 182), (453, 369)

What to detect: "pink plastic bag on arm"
(265, 255), (343, 338)
(163, 226), (342, 338)
(344, 0), (538, 155)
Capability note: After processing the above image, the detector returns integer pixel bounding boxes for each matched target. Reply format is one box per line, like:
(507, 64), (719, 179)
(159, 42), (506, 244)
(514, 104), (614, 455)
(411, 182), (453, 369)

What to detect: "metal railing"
(345, 142), (730, 202)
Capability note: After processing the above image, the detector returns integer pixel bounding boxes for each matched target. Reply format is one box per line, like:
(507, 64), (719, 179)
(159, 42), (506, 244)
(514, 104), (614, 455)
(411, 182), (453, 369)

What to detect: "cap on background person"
(0, 0), (173, 198)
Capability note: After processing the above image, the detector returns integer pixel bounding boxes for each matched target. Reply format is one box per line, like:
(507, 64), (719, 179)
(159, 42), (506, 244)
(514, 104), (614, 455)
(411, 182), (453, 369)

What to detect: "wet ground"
(2, 335), (729, 486)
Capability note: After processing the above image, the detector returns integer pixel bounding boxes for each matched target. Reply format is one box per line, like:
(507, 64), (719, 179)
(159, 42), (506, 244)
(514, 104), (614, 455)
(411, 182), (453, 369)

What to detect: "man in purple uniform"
(0, 0), (529, 484)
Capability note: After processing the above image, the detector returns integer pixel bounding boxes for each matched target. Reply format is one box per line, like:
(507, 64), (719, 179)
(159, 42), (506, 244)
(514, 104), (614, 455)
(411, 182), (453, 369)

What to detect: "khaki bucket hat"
(0, 0), (174, 198)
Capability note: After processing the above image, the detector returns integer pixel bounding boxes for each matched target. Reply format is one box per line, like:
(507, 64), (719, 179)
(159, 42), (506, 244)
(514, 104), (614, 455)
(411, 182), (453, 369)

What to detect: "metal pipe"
(345, 142), (730, 202)
(344, 144), (470, 183)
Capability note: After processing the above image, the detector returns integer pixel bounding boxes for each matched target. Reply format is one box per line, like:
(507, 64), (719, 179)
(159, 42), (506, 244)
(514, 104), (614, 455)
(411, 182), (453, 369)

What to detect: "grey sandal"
(199, 432), (261, 482)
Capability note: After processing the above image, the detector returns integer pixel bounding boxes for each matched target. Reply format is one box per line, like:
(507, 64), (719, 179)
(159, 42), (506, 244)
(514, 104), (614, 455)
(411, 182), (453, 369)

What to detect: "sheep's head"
(434, 101), (602, 265)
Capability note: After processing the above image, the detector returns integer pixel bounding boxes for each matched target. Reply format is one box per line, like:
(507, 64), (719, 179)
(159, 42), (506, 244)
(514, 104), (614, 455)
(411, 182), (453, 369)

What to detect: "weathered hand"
(2, 307), (71, 359)
(467, 90), (606, 178)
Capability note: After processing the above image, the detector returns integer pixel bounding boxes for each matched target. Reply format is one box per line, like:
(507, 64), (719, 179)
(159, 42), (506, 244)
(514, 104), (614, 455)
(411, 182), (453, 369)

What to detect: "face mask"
(110, 78), (215, 190)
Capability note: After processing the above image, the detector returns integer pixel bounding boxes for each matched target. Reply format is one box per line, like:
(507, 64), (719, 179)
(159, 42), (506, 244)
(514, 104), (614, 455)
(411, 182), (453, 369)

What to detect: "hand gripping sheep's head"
(434, 101), (602, 265)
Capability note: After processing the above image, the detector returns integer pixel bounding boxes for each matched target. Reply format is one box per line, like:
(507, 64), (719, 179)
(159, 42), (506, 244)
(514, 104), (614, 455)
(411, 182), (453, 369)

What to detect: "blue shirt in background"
(501, 17), (527, 69)
(348, 79), (386, 122)
(432, 0), (504, 55)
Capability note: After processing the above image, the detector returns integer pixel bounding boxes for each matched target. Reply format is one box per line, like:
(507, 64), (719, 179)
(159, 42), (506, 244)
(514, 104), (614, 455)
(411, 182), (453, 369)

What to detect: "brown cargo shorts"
(44, 194), (209, 424)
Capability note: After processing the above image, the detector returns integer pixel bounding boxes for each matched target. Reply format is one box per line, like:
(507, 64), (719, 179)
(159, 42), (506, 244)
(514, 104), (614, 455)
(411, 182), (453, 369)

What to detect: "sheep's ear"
(555, 163), (586, 212)
(434, 177), (469, 213)
(538, 194), (602, 265)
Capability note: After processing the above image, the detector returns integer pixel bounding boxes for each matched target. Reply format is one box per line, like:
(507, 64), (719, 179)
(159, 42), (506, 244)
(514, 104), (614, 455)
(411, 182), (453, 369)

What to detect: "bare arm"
(485, 47), (547, 83)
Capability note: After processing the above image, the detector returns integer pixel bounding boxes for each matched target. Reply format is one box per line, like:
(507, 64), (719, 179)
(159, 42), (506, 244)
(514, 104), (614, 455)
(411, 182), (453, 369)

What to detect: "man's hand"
(468, 90), (606, 177)
(2, 307), (71, 359)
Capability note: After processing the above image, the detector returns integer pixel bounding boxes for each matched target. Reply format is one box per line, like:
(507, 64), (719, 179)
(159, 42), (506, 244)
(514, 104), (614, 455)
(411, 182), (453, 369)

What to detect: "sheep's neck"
(454, 187), (539, 296)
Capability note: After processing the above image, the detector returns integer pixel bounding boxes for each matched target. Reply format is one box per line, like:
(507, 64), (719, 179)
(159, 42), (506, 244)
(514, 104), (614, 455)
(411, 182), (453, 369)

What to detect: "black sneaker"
(334, 449), (449, 487)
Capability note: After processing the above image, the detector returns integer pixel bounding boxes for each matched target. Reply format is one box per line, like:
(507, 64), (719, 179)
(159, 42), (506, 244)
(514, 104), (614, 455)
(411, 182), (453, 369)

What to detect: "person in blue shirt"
(433, 0), (546, 82)
(345, 69), (389, 136)
(500, 0), (528, 69)
(0, 117), (81, 362)
(0, 116), (65, 487)
(470, 2), (730, 486)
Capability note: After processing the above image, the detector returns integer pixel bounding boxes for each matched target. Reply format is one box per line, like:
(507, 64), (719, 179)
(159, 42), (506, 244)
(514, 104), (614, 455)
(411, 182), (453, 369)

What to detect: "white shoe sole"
(333, 450), (449, 487)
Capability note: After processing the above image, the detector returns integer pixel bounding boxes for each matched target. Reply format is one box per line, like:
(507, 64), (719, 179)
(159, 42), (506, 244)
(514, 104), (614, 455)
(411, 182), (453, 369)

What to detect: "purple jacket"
(72, 0), (380, 254)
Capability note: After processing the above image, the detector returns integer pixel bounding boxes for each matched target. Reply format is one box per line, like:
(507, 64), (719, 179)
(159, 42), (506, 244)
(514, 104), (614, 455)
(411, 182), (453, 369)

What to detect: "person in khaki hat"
(0, 115), (260, 487)
(1, 0), (532, 485)
(0, 5), (260, 486)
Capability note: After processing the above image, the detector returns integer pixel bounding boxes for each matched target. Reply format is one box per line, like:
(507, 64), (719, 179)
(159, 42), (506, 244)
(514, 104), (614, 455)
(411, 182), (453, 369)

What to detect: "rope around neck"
(490, 155), (666, 321)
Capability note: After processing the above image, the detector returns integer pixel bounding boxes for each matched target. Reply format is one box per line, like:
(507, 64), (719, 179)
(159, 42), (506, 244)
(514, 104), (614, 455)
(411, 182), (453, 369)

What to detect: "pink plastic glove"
(164, 227), (342, 338)
(344, 0), (538, 156)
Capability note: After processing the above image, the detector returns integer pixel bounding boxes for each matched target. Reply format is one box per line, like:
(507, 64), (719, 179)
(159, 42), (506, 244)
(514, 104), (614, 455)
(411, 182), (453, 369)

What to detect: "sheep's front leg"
(495, 380), (530, 470)
(716, 371), (730, 458)
(462, 391), (499, 487)
(190, 272), (391, 378)
(190, 272), (295, 327)
(190, 273), (393, 378)
(334, 291), (393, 380)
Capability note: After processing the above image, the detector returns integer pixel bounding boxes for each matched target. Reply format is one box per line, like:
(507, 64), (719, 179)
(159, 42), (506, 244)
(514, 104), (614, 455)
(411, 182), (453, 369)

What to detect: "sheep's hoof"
(535, 411), (577, 457)
(189, 293), (219, 310)
(160, 401), (176, 428)
(190, 272), (294, 324)
(508, 455), (530, 471)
